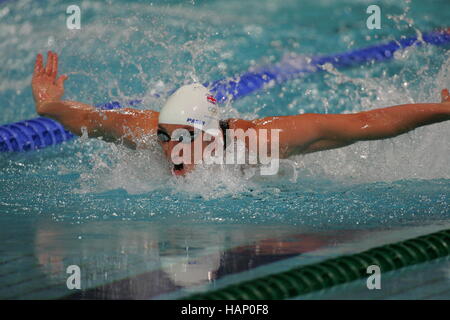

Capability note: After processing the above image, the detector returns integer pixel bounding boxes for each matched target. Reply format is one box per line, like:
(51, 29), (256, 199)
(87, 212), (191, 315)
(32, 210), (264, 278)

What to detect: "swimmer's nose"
(163, 141), (183, 161)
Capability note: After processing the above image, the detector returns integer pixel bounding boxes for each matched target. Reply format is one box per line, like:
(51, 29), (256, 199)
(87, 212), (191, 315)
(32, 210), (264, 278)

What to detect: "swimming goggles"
(157, 129), (200, 144)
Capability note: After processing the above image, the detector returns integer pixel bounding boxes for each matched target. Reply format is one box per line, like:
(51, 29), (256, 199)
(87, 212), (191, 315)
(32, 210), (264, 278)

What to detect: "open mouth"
(173, 163), (184, 172)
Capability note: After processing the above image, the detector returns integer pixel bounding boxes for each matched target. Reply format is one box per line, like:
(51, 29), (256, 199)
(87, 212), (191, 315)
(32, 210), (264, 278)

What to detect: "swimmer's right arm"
(32, 51), (159, 148)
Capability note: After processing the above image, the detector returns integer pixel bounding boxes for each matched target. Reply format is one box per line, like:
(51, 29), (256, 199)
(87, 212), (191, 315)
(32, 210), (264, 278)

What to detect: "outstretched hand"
(441, 88), (450, 103)
(32, 51), (68, 111)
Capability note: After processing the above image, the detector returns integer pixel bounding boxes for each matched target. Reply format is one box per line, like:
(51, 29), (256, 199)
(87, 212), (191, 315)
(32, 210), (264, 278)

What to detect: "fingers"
(45, 51), (53, 76)
(38, 51), (60, 80)
(51, 51), (58, 79)
(441, 88), (450, 102)
(56, 74), (69, 88)
(34, 53), (43, 76)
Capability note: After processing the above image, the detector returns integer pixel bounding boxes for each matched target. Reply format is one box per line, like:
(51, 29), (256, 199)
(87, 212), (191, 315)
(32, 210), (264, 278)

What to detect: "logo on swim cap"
(206, 94), (217, 105)
(186, 118), (205, 125)
(158, 83), (220, 135)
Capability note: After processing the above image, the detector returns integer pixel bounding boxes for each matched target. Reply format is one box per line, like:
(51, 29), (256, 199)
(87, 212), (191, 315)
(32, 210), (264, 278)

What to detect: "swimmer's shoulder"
(226, 117), (289, 131)
(112, 108), (159, 134)
(225, 118), (255, 131)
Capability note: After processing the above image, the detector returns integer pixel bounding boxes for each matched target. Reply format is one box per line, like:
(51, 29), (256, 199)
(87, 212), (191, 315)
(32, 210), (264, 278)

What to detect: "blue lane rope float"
(1, 29), (449, 152)
(208, 29), (450, 102)
(182, 229), (450, 300)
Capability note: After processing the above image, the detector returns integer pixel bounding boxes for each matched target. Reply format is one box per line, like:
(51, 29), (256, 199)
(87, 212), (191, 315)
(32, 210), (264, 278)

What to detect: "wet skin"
(33, 51), (450, 176)
(157, 123), (216, 176)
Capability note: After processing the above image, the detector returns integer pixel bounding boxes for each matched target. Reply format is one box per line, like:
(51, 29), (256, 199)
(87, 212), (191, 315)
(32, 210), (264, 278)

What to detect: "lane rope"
(182, 228), (450, 300)
(1, 29), (449, 152)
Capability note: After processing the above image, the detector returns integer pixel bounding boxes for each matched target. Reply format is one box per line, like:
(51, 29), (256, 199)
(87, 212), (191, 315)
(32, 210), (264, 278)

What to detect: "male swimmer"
(32, 51), (450, 176)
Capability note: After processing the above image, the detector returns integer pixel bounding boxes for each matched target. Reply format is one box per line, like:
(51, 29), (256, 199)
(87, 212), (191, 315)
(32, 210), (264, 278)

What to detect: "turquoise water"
(0, 0), (449, 299)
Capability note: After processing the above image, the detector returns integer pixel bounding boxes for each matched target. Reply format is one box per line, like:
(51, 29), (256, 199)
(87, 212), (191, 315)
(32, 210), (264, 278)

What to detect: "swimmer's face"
(157, 123), (212, 176)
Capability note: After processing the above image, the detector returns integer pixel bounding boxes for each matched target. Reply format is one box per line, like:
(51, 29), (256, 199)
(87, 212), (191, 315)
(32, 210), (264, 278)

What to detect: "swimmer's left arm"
(307, 92), (450, 153)
(252, 90), (450, 157)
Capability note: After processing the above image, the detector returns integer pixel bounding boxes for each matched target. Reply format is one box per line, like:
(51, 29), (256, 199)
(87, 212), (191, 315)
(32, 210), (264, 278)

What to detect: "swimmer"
(32, 51), (450, 176)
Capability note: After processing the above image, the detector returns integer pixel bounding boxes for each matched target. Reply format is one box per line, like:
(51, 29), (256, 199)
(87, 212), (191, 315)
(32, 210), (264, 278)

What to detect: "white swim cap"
(158, 83), (220, 134)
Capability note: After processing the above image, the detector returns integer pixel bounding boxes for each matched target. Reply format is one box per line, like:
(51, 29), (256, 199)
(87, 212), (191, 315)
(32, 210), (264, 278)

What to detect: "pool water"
(0, 0), (449, 299)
